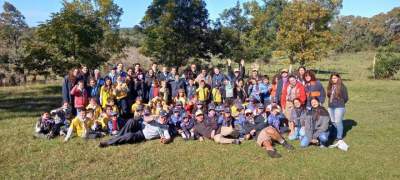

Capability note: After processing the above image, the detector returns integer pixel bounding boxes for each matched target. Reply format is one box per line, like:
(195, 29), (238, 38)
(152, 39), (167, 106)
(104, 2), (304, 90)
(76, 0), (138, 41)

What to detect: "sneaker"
(266, 150), (282, 158)
(320, 144), (327, 148)
(282, 141), (294, 151)
(232, 139), (241, 145)
(98, 142), (109, 148)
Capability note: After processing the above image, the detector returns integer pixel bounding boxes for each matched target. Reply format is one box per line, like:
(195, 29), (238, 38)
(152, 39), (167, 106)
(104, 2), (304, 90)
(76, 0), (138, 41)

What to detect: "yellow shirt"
(196, 87), (209, 102)
(96, 114), (110, 129)
(212, 88), (222, 103)
(86, 104), (102, 120)
(113, 83), (128, 100)
(100, 86), (114, 108)
(70, 117), (94, 137)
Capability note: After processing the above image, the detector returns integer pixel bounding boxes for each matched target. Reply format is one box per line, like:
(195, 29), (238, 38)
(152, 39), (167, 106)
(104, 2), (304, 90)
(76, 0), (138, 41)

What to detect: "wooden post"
(373, 54), (376, 79)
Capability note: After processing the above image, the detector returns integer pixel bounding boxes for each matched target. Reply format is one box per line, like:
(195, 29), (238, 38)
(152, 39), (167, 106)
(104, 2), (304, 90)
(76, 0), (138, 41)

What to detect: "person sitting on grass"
(256, 125), (294, 158)
(179, 113), (194, 140)
(242, 108), (267, 141)
(86, 97), (102, 120)
(50, 101), (72, 135)
(99, 108), (171, 148)
(193, 110), (239, 145)
(300, 97), (330, 148)
(107, 111), (126, 136)
(64, 109), (92, 142)
(34, 112), (57, 139)
(267, 105), (287, 133)
(288, 98), (307, 141)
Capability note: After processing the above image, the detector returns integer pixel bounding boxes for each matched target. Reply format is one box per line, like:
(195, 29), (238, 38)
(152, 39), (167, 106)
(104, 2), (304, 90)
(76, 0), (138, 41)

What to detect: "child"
(86, 97), (102, 120)
(223, 79), (234, 104)
(64, 109), (93, 142)
(86, 109), (105, 139)
(186, 78), (197, 101)
(159, 80), (170, 103)
(34, 112), (57, 139)
(174, 88), (187, 106)
(259, 75), (272, 105)
(70, 80), (89, 110)
(179, 114), (194, 140)
(107, 111), (125, 135)
(267, 106), (287, 133)
(131, 96), (143, 115)
(211, 85), (223, 105)
(96, 105), (113, 132)
(106, 97), (119, 113)
(196, 80), (209, 103)
(50, 101), (72, 135)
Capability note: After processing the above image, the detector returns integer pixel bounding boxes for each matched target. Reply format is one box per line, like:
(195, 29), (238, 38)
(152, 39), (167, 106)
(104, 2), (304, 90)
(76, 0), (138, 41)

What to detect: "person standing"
(327, 73), (349, 143)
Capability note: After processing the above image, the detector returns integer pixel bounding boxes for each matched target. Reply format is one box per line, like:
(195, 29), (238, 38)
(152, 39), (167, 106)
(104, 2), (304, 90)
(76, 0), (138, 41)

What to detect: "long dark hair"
(327, 72), (343, 99)
(310, 97), (329, 121)
(304, 70), (317, 83)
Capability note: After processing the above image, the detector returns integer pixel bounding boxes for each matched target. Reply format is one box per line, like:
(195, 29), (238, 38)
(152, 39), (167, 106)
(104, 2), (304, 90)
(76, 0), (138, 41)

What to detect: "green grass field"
(1, 52), (400, 179)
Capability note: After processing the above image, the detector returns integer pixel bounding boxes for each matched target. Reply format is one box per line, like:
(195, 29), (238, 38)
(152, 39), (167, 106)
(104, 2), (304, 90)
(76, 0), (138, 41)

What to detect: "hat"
(159, 110), (168, 117)
(136, 105), (144, 111)
(234, 68), (240, 72)
(235, 103), (244, 110)
(224, 107), (231, 113)
(173, 107), (180, 113)
(143, 108), (151, 116)
(208, 103), (216, 110)
(183, 113), (190, 119)
(178, 88), (185, 93)
(252, 68), (258, 72)
(245, 109), (253, 115)
(215, 105), (224, 112)
(196, 101), (204, 106)
(257, 103), (265, 109)
(110, 111), (118, 116)
(281, 68), (288, 73)
(195, 110), (204, 116)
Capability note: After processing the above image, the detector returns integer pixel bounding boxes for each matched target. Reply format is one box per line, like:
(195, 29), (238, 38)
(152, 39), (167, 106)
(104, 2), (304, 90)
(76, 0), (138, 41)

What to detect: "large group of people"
(34, 59), (349, 158)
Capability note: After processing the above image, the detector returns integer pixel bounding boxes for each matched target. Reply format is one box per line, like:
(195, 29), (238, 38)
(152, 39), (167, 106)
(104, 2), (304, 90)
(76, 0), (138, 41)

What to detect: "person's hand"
(240, 59), (245, 66)
(311, 139), (319, 144)
(199, 137), (204, 142)
(250, 129), (256, 136)
(244, 134), (251, 140)
(160, 137), (168, 144)
(63, 138), (68, 143)
(227, 59), (231, 66)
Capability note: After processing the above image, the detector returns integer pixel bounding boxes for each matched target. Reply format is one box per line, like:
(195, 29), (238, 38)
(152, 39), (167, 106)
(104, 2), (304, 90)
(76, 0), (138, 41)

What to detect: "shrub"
(374, 50), (400, 79)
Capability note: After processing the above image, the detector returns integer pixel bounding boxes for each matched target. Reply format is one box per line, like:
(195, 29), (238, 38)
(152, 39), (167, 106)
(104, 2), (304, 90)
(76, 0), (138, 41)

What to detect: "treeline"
(0, 0), (399, 85)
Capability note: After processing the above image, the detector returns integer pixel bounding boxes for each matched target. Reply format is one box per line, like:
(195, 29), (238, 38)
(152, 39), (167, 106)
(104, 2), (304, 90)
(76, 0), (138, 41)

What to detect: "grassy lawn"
(1, 52), (400, 179)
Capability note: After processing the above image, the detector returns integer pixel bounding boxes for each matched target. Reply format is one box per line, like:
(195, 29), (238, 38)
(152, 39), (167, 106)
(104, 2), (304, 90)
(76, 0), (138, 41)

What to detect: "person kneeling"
(300, 97), (330, 148)
(99, 108), (171, 148)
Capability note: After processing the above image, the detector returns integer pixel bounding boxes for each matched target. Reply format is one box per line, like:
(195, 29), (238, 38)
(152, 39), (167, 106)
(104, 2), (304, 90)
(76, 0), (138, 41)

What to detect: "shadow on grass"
(343, 119), (357, 138)
(310, 69), (348, 75)
(39, 85), (61, 95)
(0, 96), (61, 120)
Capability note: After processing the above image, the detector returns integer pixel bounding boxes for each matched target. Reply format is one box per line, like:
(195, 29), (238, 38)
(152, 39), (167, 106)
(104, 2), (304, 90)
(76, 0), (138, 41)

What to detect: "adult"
(99, 109), (171, 147)
(70, 80), (89, 111)
(280, 75), (306, 121)
(227, 59), (245, 84)
(62, 68), (80, 114)
(300, 98), (330, 148)
(288, 98), (307, 140)
(275, 69), (289, 106)
(211, 67), (225, 88)
(304, 70), (326, 110)
(185, 64), (199, 80)
(296, 66), (306, 85)
(327, 73), (349, 143)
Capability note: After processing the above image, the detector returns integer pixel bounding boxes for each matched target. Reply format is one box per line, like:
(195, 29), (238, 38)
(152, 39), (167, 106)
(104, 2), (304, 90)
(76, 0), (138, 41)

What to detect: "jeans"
(300, 131), (329, 147)
(288, 127), (300, 140)
(328, 107), (346, 140)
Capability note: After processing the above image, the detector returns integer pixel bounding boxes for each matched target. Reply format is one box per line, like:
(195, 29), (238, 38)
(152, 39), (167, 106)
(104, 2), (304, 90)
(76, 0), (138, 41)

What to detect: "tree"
(32, 0), (126, 76)
(0, 1), (28, 77)
(277, 0), (340, 66)
(140, 0), (211, 67)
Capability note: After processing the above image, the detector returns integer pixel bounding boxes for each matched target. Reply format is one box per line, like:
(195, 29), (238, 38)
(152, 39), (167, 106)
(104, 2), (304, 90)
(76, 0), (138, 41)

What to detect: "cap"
(195, 110), (204, 116)
(196, 101), (204, 106)
(245, 109), (253, 115)
(159, 110), (168, 117)
(281, 68), (288, 73)
(224, 107), (231, 113)
(257, 103), (265, 109)
(208, 103), (216, 110)
(173, 107), (180, 113)
(234, 68), (240, 72)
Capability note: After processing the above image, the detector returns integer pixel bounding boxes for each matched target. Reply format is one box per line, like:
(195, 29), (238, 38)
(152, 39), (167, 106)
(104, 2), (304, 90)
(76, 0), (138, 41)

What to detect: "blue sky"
(0, 0), (399, 28)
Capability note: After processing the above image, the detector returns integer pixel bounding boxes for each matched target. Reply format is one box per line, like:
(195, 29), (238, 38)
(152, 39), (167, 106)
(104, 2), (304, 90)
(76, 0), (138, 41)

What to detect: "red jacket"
(280, 82), (306, 109)
(70, 86), (88, 109)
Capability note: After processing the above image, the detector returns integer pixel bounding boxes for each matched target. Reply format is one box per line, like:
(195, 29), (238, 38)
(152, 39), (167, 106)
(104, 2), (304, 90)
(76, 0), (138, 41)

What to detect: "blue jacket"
(212, 73), (225, 88)
(305, 80), (326, 108)
(62, 75), (75, 104)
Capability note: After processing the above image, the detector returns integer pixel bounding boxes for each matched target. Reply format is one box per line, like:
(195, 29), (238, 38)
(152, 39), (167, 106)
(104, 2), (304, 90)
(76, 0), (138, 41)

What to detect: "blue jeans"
(328, 107), (346, 140)
(300, 131), (329, 147)
(288, 127), (301, 140)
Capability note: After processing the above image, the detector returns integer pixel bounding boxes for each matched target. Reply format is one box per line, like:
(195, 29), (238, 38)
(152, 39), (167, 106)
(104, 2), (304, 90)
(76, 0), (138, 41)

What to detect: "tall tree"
(140, 0), (210, 67)
(0, 1), (28, 75)
(31, 0), (126, 76)
(277, 0), (340, 66)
